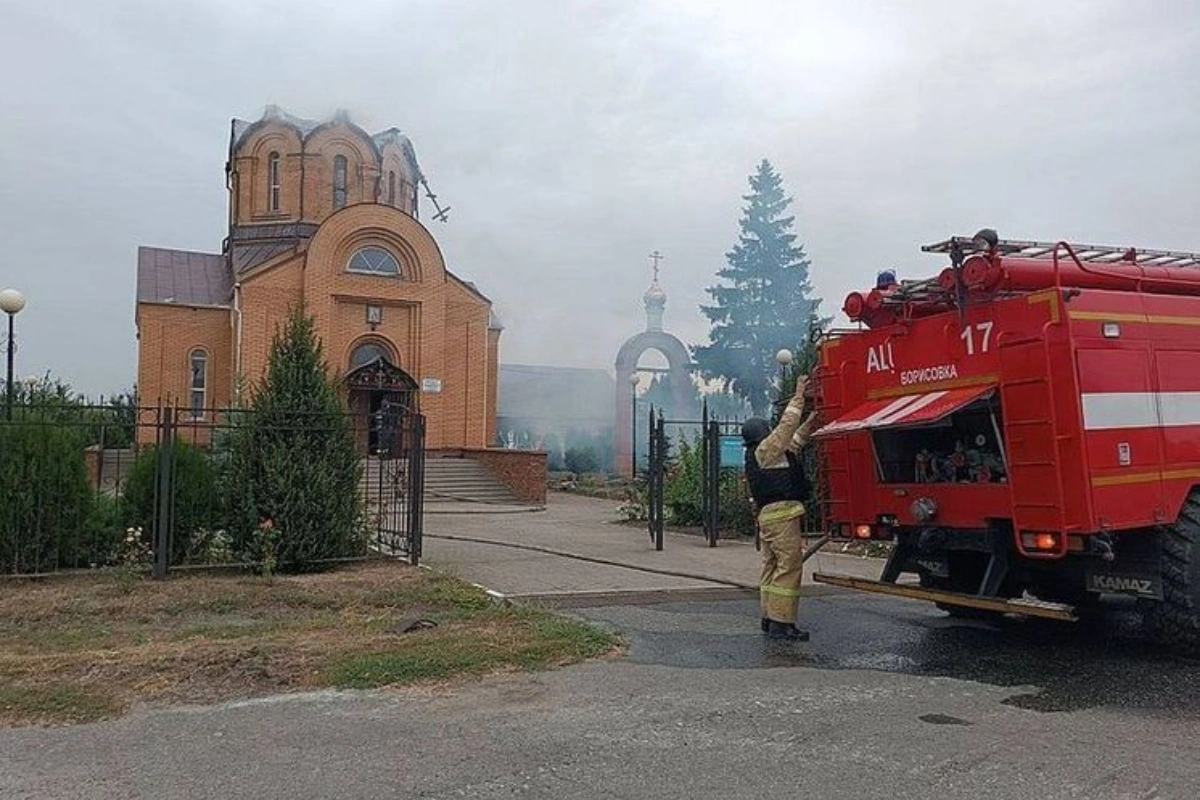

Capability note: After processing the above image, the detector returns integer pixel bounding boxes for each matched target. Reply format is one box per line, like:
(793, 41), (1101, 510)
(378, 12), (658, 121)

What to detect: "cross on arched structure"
(615, 252), (692, 477)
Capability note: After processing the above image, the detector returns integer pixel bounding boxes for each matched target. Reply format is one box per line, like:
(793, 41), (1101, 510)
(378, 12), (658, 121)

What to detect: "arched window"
(267, 152), (282, 210)
(267, 151), (281, 211)
(347, 246), (401, 276)
(350, 341), (392, 369)
(189, 349), (208, 419)
(333, 155), (348, 209)
(388, 171), (396, 206)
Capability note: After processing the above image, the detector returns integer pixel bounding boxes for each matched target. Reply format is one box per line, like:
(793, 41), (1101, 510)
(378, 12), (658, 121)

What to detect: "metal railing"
(0, 403), (425, 578)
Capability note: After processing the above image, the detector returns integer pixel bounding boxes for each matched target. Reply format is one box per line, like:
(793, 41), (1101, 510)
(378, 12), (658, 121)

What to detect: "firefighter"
(743, 373), (818, 641)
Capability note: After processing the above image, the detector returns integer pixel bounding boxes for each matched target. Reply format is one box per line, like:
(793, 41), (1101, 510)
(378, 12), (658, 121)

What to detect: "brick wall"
(432, 448), (548, 506)
(236, 254), (306, 394)
(233, 119), (418, 227)
(135, 304), (233, 445)
(297, 204), (495, 449)
(486, 329), (500, 446)
(232, 126), (303, 225)
(138, 115), (497, 452)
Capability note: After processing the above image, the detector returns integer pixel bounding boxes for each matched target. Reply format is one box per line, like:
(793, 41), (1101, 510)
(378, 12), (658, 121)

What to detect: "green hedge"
(123, 441), (221, 565)
(0, 416), (94, 573)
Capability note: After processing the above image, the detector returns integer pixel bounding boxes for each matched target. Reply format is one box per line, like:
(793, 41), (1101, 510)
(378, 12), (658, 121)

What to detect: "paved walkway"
(423, 492), (885, 600)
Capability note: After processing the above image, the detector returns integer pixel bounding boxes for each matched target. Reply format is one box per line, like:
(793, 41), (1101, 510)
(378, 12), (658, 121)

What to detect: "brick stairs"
(423, 457), (520, 505)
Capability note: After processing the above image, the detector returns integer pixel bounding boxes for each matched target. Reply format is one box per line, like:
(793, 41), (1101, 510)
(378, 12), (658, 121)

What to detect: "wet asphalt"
(573, 591), (1200, 719)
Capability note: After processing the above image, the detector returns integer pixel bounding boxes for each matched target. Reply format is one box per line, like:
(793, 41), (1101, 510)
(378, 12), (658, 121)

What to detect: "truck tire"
(1144, 491), (1200, 654)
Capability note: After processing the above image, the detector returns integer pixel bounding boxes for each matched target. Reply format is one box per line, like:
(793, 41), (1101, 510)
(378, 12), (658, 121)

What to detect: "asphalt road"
(2, 592), (1197, 800)
(575, 591), (1200, 717)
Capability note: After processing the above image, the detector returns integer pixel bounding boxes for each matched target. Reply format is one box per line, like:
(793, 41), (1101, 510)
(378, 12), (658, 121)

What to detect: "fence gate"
(646, 407), (666, 551)
(645, 405), (746, 551)
(366, 404), (426, 564)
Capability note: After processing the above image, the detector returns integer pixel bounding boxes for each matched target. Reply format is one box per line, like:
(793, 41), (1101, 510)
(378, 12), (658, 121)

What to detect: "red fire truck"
(810, 231), (1200, 652)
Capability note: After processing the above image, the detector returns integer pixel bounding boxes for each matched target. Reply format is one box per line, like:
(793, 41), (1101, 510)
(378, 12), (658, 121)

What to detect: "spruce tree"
(694, 160), (827, 414)
(226, 306), (363, 570)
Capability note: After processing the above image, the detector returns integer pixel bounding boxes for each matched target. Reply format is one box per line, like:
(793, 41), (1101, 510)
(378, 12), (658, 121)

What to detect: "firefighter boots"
(765, 620), (810, 641)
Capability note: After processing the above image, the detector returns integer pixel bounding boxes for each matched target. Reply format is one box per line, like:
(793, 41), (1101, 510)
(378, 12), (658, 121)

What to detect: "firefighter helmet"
(741, 417), (771, 446)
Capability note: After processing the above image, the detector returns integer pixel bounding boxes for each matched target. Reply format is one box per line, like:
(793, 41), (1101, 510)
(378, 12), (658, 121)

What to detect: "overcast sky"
(1, 0), (1197, 397)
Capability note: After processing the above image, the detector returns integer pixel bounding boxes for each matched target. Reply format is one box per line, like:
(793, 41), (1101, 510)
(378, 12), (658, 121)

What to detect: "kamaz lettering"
(1091, 575), (1155, 597)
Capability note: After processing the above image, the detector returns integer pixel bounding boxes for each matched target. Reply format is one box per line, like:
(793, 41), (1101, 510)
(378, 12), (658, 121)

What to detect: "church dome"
(644, 281), (666, 305)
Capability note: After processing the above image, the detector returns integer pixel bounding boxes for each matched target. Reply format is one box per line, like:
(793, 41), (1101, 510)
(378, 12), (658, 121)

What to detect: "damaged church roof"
(231, 106), (423, 181)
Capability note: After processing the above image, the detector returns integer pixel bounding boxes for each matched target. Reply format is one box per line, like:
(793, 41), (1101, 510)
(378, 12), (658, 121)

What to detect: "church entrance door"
(346, 356), (419, 456)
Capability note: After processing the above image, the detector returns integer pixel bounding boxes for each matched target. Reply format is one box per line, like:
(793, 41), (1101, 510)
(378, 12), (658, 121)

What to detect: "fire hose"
(423, 531), (833, 591)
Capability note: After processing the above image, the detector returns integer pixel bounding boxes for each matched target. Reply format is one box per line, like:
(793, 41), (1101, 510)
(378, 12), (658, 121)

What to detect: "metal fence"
(645, 403), (827, 549)
(646, 405), (746, 550)
(0, 402), (425, 578)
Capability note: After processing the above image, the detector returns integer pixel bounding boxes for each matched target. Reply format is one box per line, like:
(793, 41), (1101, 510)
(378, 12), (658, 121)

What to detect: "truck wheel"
(1144, 492), (1200, 654)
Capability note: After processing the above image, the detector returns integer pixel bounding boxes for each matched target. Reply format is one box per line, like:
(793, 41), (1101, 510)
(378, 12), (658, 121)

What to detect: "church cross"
(648, 250), (664, 281)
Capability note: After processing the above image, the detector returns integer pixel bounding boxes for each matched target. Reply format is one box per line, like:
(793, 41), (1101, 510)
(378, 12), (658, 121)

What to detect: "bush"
(0, 413), (93, 573)
(663, 437), (703, 525)
(122, 441), (220, 565)
(718, 470), (756, 537)
(81, 492), (126, 568)
(224, 307), (364, 571)
(3, 375), (138, 452)
(658, 434), (759, 538)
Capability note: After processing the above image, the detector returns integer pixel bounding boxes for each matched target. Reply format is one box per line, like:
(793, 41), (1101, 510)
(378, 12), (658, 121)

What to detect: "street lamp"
(0, 289), (26, 421)
(774, 348), (793, 402)
(629, 372), (640, 478)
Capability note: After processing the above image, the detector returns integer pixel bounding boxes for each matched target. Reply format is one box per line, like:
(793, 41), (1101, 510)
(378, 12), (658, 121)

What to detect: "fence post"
(705, 419), (720, 548)
(96, 423), (107, 493)
(653, 412), (665, 552)
(701, 401), (711, 545)
(152, 406), (175, 580)
(408, 414), (426, 566)
(646, 406), (655, 545)
(647, 406), (663, 550)
(648, 410), (657, 546)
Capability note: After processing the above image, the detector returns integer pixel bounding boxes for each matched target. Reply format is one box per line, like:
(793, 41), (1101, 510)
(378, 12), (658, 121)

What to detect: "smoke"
(0, 0), (1197, 395)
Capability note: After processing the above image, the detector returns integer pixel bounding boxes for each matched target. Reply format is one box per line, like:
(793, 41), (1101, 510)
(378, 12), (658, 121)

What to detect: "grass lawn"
(0, 562), (621, 727)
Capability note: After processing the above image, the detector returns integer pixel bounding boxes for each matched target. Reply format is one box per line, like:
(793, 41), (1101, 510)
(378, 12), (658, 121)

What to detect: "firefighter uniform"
(743, 385), (817, 641)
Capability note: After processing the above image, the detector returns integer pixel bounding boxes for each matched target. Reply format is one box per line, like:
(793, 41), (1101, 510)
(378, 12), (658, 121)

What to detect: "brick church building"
(135, 106), (501, 451)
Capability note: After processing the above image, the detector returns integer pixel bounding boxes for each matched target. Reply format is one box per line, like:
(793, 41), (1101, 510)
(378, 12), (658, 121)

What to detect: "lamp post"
(0, 289), (26, 421)
(774, 348), (793, 405)
(629, 372), (640, 478)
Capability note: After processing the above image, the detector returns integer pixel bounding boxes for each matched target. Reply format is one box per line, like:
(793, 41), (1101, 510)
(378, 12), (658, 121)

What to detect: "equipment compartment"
(870, 394), (1007, 485)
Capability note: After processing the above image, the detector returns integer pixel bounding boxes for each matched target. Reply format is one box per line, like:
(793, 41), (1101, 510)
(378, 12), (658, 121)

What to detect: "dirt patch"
(0, 563), (621, 727)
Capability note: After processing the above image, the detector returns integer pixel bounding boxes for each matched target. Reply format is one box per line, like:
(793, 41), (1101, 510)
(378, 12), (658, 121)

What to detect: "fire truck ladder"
(888, 278), (946, 305)
(807, 346), (836, 531)
(922, 237), (1200, 268)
